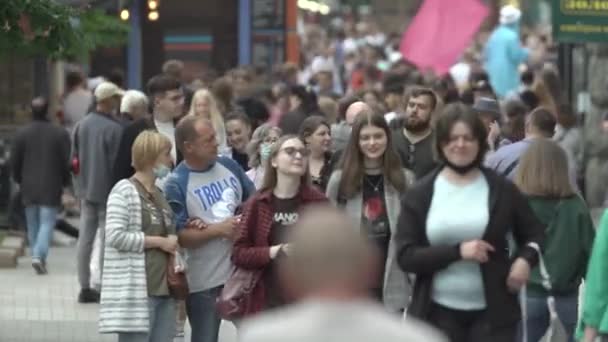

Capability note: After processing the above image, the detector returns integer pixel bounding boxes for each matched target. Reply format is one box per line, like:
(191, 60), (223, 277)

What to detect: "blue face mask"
(153, 164), (171, 179)
(260, 143), (273, 161)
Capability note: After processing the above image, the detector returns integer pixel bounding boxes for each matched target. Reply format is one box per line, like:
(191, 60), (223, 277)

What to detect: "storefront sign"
(553, 0), (608, 42)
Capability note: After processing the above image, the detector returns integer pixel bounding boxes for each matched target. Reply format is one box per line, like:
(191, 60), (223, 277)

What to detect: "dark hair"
(290, 85), (319, 115)
(382, 73), (406, 95)
(434, 103), (489, 166)
(338, 110), (406, 199)
(31, 97), (48, 120)
(556, 103), (577, 129)
(521, 69), (535, 86)
(519, 90), (540, 112)
(235, 97), (269, 129)
(503, 99), (528, 142)
(66, 70), (84, 90)
(403, 86), (438, 112)
(528, 107), (557, 137)
(225, 111), (252, 128)
(299, 115), (330, 143)
(108, 68), (125, 88)
(212, 77), (234, 113)
(337, 96), (361, 122)
(504, 99), (529, 118)
(146, 74), (181, 99)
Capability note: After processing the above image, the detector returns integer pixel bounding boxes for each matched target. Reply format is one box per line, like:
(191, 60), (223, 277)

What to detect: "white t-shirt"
(154, 119), (176, 163)
(240, 299), (447, 342)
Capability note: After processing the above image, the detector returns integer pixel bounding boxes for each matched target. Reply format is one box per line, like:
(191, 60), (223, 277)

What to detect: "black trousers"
(427, 302), (516, 342)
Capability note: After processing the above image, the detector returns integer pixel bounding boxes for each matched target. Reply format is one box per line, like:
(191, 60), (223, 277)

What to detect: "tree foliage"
(0, 0), (129, 61)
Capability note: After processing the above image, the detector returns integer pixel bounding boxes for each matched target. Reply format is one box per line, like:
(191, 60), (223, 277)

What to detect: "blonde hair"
(514, 138), (575, 197)
(131, 130), (172, 171)
(189, 88), (226, 142)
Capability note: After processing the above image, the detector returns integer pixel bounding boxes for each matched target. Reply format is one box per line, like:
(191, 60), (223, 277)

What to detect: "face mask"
(260, 143), (273, 161)
(153, 164), (171, 179)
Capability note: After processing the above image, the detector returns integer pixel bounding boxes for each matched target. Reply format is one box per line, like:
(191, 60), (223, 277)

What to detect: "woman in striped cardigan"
(99, 131), (179, 342)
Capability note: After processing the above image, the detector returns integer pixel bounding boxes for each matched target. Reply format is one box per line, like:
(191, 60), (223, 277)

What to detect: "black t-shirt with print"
(266, 195), (300, 308)
(361, 174), (390, 301)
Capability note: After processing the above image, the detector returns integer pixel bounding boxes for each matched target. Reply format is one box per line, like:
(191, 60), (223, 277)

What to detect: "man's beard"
(404, 116), (431, 133)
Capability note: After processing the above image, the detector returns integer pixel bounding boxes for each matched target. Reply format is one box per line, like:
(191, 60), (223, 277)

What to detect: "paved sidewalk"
(0, 246), (113, 342)
(0, 245), (237, 342)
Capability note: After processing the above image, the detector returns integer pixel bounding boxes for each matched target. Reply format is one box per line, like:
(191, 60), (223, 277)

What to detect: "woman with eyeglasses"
(395, 103), (544, 341)
(299, 116), (332, 191)
(325, 110), (414, 312)
(245, 124), (282, 189)
(232, 135), (327, 315)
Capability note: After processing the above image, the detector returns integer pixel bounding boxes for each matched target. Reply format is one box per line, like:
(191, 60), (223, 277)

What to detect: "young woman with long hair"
(232, 135), (327, 315)
(245, 124), (282, 189)
(396, 103), (544, 341)
(325, 109), (414, 312)
(298, 115), (332, 191)
(514, 138), (594, 342)
(188, 88), (230, 156)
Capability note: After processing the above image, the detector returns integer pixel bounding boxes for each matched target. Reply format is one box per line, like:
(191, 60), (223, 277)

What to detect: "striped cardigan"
(98, 179), (151, 334)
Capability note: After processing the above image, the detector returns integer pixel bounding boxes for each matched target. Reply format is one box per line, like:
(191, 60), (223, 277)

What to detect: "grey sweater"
(73, 112), (123, 204)
(11, 120), (71, 206)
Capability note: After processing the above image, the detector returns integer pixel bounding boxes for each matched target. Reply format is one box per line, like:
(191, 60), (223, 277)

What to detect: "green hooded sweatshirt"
(579, 209), (608, 337)
(526, 195), (595, 296)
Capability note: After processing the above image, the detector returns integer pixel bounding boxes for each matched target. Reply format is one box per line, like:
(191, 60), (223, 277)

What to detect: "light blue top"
(164, 156), (255, 292)
(484, 138), (534, 180)
(483, 22), (529, 98)
(426, 173), (489, 310)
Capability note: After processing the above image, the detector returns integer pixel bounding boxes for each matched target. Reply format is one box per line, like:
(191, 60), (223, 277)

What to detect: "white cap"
(94, 82), (125, 101)
(500, 5), (521, 25)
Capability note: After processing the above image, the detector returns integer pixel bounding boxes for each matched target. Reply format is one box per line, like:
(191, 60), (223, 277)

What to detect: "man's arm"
(164, 172), (235, 248)
(10, 133), (24, 185)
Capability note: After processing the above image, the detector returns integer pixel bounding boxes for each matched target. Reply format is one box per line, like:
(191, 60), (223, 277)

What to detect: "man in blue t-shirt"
(165, 116), (255, 342)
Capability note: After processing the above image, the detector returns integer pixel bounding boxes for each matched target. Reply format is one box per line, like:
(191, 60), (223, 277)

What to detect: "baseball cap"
(94, 82), (125, 101)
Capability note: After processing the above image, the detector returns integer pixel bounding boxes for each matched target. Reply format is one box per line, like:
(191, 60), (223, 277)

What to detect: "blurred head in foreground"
(280, 205), (379, 300)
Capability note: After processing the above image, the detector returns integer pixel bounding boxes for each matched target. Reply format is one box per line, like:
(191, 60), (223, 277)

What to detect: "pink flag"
(400, 0), (488, 76)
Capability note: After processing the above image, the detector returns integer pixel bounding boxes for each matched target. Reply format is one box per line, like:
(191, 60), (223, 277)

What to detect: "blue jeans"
(117, 296), (176, 342)
(186, 286), (223, 342)
(24, 205), (59, 261)
(518, 293), (578, 342)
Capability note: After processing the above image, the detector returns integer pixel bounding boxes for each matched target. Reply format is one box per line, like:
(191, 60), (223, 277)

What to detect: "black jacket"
(112, 117), (183, 185)
(11, 120), (71, 206)
(395, 167), (544, 329)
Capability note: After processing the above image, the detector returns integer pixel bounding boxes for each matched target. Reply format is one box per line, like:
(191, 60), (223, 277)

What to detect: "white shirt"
(384, 111), (398, 123)
(239, 299), (447, 342)
(154, 119), (176, 163)
(426, 173), (489, 310)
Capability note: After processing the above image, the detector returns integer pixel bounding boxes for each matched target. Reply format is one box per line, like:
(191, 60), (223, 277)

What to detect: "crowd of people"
(9, 4), (608, 342)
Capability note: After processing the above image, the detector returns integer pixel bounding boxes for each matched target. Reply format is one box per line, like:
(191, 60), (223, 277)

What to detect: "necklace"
(364, 175), (383, 192)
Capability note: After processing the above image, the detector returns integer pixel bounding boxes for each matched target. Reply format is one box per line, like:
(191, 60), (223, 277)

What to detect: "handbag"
(216, 203), (264, 320)
(521, 242), (568, 342)
(167, 250), (189, 300)
(216, 267), (263, 320)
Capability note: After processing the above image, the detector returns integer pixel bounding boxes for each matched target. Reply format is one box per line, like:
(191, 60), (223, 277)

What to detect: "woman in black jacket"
(395, 103), (544, 342)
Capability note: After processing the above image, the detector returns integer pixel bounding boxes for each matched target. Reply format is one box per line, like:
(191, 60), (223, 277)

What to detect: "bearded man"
(391, 87), (439, 179)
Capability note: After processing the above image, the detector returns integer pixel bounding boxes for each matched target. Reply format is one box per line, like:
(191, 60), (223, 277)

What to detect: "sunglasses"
(281, 147), (310, 158)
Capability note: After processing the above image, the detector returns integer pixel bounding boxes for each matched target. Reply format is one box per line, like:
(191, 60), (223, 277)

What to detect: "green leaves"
(0, 1), (129, 61)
